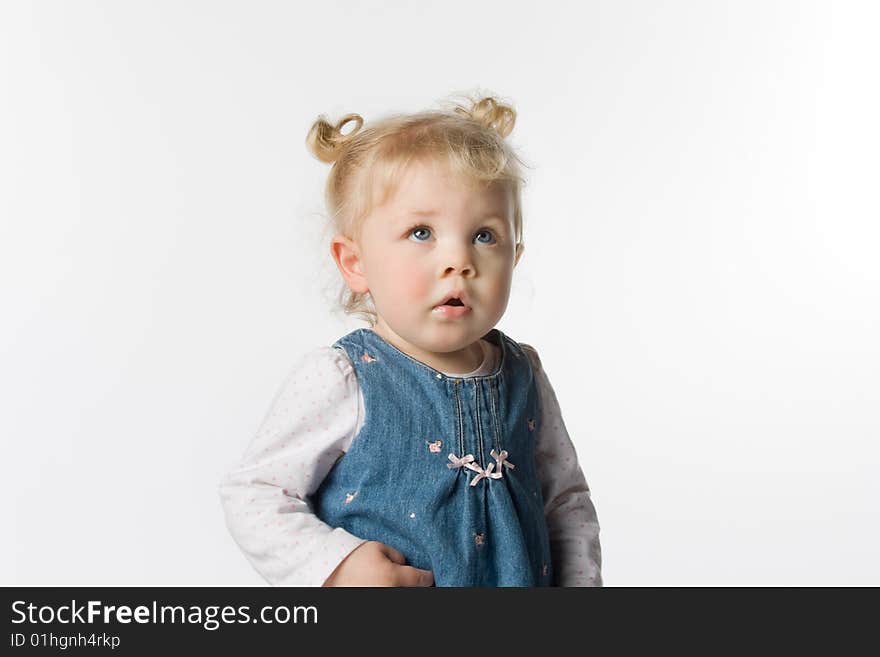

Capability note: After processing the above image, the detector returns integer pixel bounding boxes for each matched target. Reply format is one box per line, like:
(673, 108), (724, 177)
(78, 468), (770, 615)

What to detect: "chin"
(429, 327), (485, 350)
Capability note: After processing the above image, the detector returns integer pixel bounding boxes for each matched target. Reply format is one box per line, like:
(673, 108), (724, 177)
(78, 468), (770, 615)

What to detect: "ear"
(330, 235), (369, 294)
(514, 242), (525, 267)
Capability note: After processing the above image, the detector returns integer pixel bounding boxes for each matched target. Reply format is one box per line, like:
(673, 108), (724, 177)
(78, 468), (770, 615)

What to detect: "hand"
(322, 541), (434, 587)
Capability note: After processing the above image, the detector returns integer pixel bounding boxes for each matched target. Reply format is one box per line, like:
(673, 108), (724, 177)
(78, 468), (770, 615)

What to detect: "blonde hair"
(305, 93), (529, 326)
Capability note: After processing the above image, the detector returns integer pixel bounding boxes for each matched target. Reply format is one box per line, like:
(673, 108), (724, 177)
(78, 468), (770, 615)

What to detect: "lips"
(433, 304), (470, 319)
(434, 289), (470, 309)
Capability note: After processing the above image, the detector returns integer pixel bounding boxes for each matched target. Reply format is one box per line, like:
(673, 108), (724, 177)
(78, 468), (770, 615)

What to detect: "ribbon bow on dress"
(448, 451), (515, 487)
(490, 449), (516, 472)
(464, 461), (503, 487)
(447, 453), (475, 469)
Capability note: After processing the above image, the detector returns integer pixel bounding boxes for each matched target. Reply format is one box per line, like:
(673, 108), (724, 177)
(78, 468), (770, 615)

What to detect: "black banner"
(0, 587), (869, 653)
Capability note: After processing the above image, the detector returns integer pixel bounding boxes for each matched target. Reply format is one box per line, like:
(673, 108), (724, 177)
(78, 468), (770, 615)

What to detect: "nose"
(439, 243), (475, 278)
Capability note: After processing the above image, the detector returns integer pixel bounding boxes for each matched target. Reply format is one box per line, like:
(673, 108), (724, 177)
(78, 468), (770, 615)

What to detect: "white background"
(2, 1), (878, 586)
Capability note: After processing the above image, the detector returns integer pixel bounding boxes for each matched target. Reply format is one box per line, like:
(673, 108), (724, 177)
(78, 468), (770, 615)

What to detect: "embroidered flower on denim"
(361, 351), (377, 363)
(474, 532), (486, 546)
(426, 440), (442, 453)
(344, 492), (358, 504)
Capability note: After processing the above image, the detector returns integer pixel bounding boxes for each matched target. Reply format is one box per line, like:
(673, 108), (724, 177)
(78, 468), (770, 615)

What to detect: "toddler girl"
(219, 94), (602, 586)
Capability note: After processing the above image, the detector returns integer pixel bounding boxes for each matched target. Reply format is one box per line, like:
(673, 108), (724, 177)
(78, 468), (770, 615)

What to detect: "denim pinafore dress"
(309, 327), (554, 586)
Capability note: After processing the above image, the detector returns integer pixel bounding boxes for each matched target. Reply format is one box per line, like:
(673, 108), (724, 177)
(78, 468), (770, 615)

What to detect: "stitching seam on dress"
(453, 379), (464, 457)
(488, 378), (502, 453)
(473, 379), (484, 465)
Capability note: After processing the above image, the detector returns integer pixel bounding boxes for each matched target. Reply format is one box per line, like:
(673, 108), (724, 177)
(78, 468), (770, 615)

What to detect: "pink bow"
(447, 453), (475, 469)
(490, 449), (516, 472)
(465, 461), (502, 487)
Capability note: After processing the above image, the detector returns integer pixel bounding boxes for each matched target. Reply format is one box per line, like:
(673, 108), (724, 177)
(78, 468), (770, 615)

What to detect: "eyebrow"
(403, 210), (508, 226)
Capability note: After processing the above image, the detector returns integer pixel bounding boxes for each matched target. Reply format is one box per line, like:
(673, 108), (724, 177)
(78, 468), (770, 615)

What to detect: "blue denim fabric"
(309, 327), (554, 587)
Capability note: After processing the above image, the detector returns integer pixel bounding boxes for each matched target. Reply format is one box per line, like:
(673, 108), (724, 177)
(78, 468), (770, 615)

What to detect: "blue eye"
(407, 226), (497, 244)
(409, 226), (431, 242)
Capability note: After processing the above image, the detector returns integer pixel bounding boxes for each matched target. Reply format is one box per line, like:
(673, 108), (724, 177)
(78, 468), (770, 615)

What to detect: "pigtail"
(305, 113), (364, 163)
(453, 96), (516, 139)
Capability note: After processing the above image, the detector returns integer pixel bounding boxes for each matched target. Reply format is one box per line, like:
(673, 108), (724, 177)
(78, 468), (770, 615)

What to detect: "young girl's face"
(339, 157), (522, 368)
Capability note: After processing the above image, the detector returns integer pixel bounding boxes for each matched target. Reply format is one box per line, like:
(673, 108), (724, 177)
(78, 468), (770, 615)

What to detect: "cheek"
(381, 255), (432, 301)
(490, 275), (512, 299)
(485, 261), (514, 298)
(400, 270), (432, 301)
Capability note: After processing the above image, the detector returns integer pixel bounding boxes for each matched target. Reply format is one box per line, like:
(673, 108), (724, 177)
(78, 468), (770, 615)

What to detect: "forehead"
(376, 158), (512, 220)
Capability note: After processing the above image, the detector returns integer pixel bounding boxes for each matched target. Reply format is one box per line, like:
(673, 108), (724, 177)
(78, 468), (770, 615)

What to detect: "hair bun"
(305, 113), (364, 163)
(453, 96), (516, 138)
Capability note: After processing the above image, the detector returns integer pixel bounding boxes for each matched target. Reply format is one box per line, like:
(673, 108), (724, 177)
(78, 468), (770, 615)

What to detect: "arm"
(218, 347), (368, 586)
(521, 344), (603, 587)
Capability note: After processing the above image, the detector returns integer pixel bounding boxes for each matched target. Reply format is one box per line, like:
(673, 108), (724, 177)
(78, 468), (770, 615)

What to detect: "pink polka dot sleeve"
(218, 346), (368, 586)
(520, 343), (603, 587)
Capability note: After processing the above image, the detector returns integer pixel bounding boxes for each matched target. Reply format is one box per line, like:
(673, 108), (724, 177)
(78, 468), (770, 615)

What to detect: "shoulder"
(515, 342), (558, 403)
(291, 344), (355, 377)
(492, 328), (543, 372)
(516, 341), (545, 374)
(243, 345), (361, 465)
(271, 345), (357, 403)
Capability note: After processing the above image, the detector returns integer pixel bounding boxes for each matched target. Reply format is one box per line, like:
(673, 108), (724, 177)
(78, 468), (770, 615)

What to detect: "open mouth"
(435, 297), (465, 309)
(433, 290), (470, 313)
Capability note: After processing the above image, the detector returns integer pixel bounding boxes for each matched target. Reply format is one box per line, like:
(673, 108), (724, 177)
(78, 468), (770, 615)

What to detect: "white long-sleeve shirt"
(219, 337), (602, 586)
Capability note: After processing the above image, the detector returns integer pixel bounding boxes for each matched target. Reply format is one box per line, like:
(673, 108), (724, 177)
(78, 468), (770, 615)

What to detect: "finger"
(378, 543), (407, 565)
(393, 565), (434, 587)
